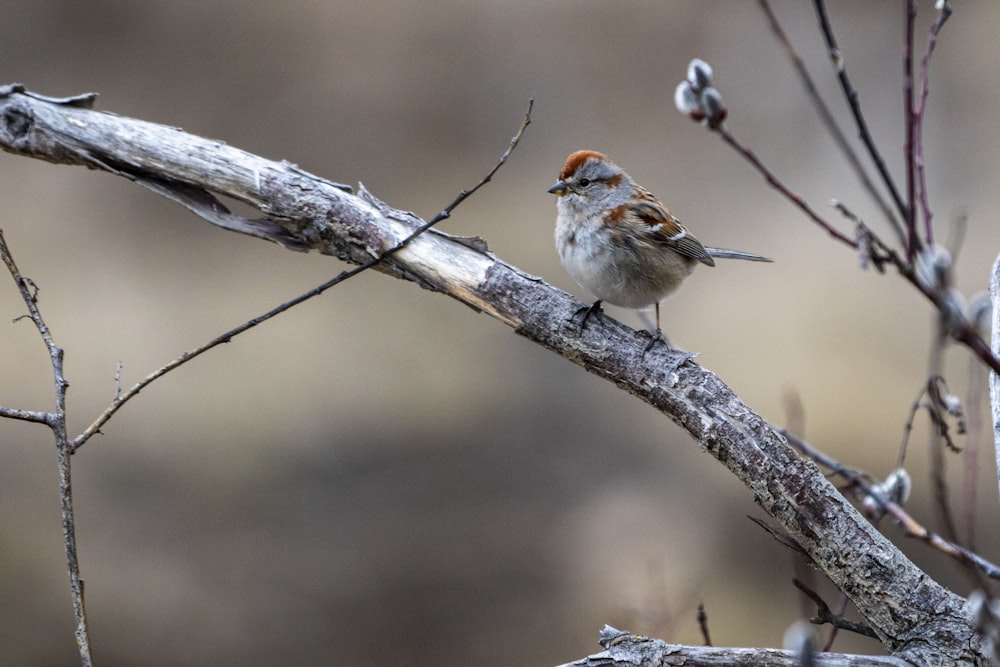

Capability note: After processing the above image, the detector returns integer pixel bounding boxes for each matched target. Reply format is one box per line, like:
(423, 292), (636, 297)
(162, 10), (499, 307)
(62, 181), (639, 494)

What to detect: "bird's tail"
(704, 247), (772, 262)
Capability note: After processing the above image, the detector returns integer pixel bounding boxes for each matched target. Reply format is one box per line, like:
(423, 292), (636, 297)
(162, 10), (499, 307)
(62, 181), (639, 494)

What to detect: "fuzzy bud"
(883, 468), (912, 506)
(862, 468), (911, 520)
(674, 81), (701, 116)
(676, 59), (727, 127)
(699, 87), (727, 127)
(687, 58), (714, 91)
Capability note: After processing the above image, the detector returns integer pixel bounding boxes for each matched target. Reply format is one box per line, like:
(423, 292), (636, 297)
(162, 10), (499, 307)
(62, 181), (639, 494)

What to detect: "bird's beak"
(548, 181), (567, 196)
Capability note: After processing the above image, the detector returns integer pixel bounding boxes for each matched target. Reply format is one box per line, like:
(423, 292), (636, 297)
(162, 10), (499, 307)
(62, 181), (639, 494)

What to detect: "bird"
(548, 150), (770, 348)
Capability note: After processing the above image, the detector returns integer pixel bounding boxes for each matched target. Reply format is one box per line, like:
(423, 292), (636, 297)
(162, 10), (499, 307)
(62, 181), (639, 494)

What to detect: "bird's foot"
(642, 328), (671, 355)
(571, 300), (606, 331)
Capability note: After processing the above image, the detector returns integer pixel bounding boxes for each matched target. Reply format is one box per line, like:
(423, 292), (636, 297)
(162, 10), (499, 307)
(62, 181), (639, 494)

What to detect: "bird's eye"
(578, 178), (591, 188)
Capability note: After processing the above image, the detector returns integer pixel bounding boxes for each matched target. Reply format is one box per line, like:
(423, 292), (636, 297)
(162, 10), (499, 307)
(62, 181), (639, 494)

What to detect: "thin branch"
(903, 0), (918, 258)
(0, 229), (93, 666)
(0, 405), (51, 423)
(716, 127), (857, 247)
(925, 338), (965, 568)
(913, 3), (953, 246)
(679, 40), (1000, 374)
(899, 376), (964, 462)
(68, 100), (533, 453)
(823, 594), (851, 652)
(709, 125), (1000, 376)
(962, 302), (989, 551)
(757, 0), (904, 244)
(793, 578), (878, 639)
(812, 0), (910, 230)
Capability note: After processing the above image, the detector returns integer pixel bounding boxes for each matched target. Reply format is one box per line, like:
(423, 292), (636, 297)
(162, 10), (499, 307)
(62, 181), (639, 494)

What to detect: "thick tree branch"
(0, 85), (986, 663)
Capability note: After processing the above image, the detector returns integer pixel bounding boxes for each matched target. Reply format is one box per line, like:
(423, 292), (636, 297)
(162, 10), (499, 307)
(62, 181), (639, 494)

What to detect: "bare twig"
(962, 297), (989, 551)
(757, 0), (903, 244)
(0, 230), (93, 666)
(823, 594), (851, 652)
(0, 100), (532, 664)
(716, 127), (857, 247)
(899, 376), (964, 463)
(903, 0), (918, 258)
(68, 100), (533, 453)
(703, 96), (1000, 376)
(812, 0), (910, 234)
(793, 578), (878, 639)
(913, 3), (953, 246)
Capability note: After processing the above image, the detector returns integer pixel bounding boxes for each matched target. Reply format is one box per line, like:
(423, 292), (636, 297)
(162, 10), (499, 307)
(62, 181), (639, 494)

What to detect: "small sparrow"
(548, 150), (770, 346)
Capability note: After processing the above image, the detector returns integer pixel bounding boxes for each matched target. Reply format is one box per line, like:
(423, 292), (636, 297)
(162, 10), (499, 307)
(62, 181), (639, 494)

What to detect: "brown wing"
(627, 188), (715, 267)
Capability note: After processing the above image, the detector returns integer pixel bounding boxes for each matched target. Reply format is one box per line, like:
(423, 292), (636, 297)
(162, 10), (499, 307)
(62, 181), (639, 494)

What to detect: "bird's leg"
(643, 302), (670, 353)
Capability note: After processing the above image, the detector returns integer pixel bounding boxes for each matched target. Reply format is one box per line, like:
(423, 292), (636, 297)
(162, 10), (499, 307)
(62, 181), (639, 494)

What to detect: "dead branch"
(552, 626), (910, 667)
(0, 85), (987, 664)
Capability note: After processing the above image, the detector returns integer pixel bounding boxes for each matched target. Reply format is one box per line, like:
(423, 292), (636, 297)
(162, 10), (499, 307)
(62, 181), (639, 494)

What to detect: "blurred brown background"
(2, 2), (1000, 665)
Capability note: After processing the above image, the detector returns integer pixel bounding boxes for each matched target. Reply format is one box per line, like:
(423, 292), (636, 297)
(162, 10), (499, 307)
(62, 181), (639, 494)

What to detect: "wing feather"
(626, 189), (715, 267)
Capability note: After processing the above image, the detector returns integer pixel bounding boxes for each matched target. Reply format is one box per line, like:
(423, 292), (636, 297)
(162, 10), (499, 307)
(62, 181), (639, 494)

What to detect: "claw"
(642, 328), (671, 355)
(571, 300), (606, 331)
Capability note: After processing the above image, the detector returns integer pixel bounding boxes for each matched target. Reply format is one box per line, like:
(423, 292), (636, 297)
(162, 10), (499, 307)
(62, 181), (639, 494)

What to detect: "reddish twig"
(711, 123), (1000, 376)
(913, 3), (953, 246)
(716, 127), (856, 247)
(757, 0), (904, 245)
(812, 0), (909, 228)
(903, 0), (918, 258)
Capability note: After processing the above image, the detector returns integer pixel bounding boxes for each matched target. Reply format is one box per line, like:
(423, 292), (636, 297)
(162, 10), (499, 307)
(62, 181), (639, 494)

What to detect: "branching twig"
(679, 32), (1000, 377)
(0, 100), (532, 664)
(714, 125), (1000, 376)
(67, 100), (532, 453)
(757, 0), (903, 244)
(793, 578), (878, 639)
(715, 127), (856, 247)
(812, 0), (910, 234)
(0, 230), (93, 667)
(899, 375), (964, 462)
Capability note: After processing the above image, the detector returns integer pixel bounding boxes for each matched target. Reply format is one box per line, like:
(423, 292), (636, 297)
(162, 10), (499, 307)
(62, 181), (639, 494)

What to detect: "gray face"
(555, 156), (632, 215)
